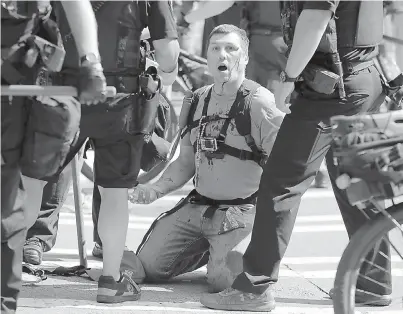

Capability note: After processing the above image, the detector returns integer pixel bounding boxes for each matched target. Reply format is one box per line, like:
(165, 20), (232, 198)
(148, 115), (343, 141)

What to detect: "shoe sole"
(97, 293), (141, 303)
(329, 289), (392, 307)
(202, 301), (276, 312)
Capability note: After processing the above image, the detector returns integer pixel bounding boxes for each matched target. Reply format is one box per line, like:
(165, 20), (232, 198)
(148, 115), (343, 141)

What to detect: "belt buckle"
(200, 137), (218, 152)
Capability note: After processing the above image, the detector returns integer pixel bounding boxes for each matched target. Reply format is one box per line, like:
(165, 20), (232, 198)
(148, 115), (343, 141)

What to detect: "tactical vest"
(280, 1), (383, 55)
(1, 0), (64, 84)
(183, 80), (268, 167)
(59, 1), (148, 94)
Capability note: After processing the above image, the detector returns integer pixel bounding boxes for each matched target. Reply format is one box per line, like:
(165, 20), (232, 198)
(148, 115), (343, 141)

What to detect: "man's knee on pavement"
(137, 247), (174, 282)
(207, 262), (236, 293)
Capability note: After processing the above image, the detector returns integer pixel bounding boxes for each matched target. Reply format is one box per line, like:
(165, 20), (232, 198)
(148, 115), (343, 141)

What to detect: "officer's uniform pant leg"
(232, 114), (333, 294)
(1, 167), (26, 314)
(26, 165), (73, 252)
(1, 96), (29, 313)
(137, 203), (209, 282)
(325, 149), (392, 295)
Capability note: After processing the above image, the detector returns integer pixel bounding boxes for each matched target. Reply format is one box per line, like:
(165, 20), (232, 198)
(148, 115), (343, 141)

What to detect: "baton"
(166, 90), (193, 160)
(1, 85), (116, 97)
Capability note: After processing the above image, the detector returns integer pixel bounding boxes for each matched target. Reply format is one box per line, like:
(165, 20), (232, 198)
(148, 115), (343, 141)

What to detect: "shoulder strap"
(181, 85), (210, 138)
(233, 79), (262, 155)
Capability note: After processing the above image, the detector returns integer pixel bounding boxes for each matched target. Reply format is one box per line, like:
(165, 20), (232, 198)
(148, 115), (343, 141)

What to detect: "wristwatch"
(280, 70), (298, 83)
(80, 53), (100, 65)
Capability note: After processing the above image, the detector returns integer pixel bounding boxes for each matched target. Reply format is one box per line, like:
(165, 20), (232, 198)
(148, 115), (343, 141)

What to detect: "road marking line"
(282, 256), (402, 264)
(58, 219), (350, 232)
(18, 299), (403, 314)
(59, 213), (344, 224)
(45, 249), (403, 265)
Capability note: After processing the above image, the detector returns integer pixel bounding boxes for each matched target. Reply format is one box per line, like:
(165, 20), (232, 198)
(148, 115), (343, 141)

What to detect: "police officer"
(22, 0), (179, 303)
(201, 1), (392, 311)
(1, 1), (106, 313)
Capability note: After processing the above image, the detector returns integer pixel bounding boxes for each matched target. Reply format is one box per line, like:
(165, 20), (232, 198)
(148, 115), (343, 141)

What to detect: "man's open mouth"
(218, 65), (228, 71)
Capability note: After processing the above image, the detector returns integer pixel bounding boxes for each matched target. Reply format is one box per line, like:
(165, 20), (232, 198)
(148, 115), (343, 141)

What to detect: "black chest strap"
(190, 81), (267, 166)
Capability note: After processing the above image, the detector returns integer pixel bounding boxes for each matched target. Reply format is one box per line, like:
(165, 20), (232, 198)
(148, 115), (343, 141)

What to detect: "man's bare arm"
(153, 142), (196, 196)
(153, 38), (180, 86)
(60, 1), (100, 59)
(184, 0), (234, 23)
(285, 9), (332, 78)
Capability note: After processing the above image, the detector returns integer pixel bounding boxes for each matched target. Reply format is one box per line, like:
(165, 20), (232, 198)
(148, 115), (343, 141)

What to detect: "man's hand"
(78, 61), (107, 105)
(274, 82), (294, 114)
(128, 184), (164, 204)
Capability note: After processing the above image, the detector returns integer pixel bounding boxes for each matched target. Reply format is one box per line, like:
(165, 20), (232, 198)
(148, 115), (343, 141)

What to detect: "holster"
(125, 66), (161, 135)
(382, 73), (403, 97)
(301, 64), (340, 95)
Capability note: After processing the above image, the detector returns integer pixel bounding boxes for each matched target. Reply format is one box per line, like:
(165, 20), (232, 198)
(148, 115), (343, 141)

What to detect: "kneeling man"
(129, 24), (284, 292)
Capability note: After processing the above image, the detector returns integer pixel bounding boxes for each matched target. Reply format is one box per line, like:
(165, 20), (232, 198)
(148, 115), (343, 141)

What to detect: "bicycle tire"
(333, 204), (403, 314)
(80, 92), (179, 184)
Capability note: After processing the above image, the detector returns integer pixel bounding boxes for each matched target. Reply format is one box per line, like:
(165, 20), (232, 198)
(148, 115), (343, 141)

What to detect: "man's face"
(207, 32), (248, 83)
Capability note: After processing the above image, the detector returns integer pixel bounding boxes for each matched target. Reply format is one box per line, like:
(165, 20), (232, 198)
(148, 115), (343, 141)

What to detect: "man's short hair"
(208, 24), (249, 56)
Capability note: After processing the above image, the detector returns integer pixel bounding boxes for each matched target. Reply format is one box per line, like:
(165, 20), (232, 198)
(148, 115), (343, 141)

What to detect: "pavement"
(18, 173), (403, 313)
(18, 92), (403, 313)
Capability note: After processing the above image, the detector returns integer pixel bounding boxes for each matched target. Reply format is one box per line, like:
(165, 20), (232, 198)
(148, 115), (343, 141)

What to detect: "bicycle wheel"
(333, 204), (403, 314)
(80, 92), (179, 184)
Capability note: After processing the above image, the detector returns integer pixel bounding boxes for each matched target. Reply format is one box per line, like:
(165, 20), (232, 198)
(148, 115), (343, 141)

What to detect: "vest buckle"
(200, 137), (218, 152)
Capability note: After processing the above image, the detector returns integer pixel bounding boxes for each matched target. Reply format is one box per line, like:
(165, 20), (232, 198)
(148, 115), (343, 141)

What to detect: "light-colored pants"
(137, 201), (255, 292)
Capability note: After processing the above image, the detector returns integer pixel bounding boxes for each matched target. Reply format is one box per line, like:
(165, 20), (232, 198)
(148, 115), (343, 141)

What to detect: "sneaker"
(23, 238), (44, 265)
(92, 242), (103, 258)
(97, 272), (141, 303)
(200, 287), (276, 312)
(329, 288), (392, 306)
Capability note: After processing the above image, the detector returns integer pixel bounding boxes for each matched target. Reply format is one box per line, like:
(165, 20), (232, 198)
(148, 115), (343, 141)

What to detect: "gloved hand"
(128, 184), (164, 204)
(78, 61), (107, 105)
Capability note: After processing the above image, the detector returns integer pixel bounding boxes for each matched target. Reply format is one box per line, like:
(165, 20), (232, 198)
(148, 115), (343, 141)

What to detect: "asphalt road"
(18, 174), (403, 313)
(18, 92), (403, 313)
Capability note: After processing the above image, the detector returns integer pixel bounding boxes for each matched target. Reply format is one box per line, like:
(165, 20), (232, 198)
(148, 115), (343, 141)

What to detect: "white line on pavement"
(59, 213), (344, 224)
(45, 249), (403, 265)
(282, 256), (402, 264)
(18, 299), (403, 314)
(279, 268), (403, 279)
(58, 218), (349, 232)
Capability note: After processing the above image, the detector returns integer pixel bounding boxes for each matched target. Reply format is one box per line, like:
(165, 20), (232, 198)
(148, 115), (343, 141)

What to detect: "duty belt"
(342, 60), (375, 75)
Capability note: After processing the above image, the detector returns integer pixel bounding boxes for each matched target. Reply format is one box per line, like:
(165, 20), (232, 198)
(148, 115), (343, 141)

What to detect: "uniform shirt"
(302, 0), (379, 62)
(183, 85), (284, 200)
(54, 1), (178, 71)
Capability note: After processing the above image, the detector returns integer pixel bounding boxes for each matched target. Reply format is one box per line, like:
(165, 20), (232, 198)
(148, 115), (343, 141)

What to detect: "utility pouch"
(302, 64), (340, 95)
(384, 73), (403, 97)
(29, 35), (65, 72)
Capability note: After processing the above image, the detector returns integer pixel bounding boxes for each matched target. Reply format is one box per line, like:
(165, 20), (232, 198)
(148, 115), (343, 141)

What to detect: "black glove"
(78, 61), (107, 105)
